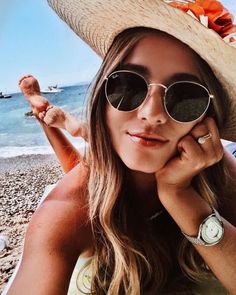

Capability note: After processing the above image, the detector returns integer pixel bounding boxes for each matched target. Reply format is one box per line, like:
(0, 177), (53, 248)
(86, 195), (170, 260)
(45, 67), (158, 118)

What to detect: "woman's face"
(105, 32), (204, 173)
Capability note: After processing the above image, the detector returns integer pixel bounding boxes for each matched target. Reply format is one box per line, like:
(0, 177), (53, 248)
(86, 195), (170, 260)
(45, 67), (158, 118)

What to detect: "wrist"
(157, 183), (192, 205)
(157, 186), (213, 236)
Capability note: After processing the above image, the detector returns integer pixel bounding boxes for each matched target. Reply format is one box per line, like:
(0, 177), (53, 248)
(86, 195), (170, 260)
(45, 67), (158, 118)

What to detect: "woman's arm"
(7, 163), (92, 295)
(155, 117), (236, 293)
(7, 200), (82, 295)
(158, 184), (236, 294)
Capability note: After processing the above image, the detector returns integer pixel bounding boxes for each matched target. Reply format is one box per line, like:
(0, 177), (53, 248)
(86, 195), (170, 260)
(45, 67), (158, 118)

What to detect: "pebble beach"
(0, 154), (64, 293)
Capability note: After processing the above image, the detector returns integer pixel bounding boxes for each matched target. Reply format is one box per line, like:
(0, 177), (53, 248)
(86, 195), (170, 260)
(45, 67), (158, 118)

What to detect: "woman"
(7, 0), (236, 294)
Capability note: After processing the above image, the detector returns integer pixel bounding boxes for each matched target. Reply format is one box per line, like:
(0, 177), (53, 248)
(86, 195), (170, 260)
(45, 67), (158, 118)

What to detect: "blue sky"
(0, 0), (235, 93)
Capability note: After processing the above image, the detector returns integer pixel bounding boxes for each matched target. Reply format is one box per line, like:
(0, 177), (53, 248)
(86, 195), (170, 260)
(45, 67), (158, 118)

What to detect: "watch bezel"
(199, 214), (224, 245)
(182, 207), (224, 246)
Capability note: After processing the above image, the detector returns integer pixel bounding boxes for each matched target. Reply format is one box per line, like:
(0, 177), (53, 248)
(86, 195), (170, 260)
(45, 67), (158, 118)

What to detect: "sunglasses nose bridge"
(146, 83), (167, 100)
(137, 82), (169, 124)
(147, 83), (167, 90)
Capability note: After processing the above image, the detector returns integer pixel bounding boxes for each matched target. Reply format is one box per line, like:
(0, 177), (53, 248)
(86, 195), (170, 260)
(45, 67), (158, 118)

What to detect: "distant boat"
(41, 85), (63, 94)
(0, 92), (11, 99)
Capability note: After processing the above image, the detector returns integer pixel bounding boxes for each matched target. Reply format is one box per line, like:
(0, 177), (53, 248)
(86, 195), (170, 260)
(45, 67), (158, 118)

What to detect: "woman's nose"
(136, 85), (169, 124)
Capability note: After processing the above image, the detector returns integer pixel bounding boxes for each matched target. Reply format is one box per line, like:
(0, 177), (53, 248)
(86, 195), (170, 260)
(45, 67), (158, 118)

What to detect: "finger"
(203, 117), (224, 161)
(178, 135), (206, 170)
(191, 117), (223, 164)
(191, 118), (214, 148)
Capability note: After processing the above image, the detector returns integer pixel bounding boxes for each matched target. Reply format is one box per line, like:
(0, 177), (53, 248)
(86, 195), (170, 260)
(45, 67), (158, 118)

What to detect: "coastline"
(0, 154), (64, 292)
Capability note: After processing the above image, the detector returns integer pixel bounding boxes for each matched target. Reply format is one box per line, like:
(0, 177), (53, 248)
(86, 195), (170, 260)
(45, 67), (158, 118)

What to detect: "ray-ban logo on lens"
(111, 74), (119, 79)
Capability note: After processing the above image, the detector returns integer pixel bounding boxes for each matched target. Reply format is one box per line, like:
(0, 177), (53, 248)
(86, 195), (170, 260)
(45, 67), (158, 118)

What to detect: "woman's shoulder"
(45, 161), (89, 204)
(26, 161), (92, 254)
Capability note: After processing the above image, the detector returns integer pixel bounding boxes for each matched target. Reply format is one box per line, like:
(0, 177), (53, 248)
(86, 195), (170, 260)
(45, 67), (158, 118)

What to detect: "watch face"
(201, 216), (224, 244)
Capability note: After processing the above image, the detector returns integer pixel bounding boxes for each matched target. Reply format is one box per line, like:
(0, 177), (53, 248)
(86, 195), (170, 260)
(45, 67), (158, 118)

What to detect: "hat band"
(163, 0), (236, 46)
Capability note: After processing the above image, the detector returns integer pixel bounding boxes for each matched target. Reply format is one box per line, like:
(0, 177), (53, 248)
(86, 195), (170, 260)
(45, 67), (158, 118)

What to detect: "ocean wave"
(0, 142), (86, 158)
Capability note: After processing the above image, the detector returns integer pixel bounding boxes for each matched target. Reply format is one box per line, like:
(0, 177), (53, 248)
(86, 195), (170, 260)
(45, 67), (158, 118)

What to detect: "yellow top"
(67, 257), (228, 295)
(67, 257), (92, 295)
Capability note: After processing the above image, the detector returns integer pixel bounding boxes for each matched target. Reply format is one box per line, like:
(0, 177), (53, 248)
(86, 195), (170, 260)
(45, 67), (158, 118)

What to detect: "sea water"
(0, 85), (89, 158)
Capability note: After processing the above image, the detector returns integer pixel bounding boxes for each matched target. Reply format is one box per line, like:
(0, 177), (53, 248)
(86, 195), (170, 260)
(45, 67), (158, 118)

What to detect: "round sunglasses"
(104, 70), (214, 123)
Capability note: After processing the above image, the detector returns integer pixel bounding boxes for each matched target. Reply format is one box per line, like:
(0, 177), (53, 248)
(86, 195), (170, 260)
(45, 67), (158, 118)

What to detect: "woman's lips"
(127, 132), (169, 147)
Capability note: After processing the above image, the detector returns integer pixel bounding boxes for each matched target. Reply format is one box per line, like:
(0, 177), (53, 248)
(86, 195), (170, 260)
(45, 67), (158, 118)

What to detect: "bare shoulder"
(219, 148), (236, 226)
(45, 161), (89, 203)
(29, 162), (92, 253)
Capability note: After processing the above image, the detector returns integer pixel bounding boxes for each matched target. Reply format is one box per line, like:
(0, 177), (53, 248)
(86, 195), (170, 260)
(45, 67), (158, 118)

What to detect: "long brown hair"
(81, 27), (231, 294)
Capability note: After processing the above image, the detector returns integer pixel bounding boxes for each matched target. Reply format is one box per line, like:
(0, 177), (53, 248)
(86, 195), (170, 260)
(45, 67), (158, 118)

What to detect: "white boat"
(41, 85), (63, 94)
(0, 92), (11, 99)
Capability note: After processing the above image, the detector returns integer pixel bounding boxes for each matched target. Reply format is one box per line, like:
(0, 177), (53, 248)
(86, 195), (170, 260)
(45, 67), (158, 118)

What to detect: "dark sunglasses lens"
(106, 72), (147, 111)
(165, 82), (210, 122)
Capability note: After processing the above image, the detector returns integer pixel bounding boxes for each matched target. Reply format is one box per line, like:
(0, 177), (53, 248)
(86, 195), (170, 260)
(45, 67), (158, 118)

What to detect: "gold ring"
(197, 132), (212, 144)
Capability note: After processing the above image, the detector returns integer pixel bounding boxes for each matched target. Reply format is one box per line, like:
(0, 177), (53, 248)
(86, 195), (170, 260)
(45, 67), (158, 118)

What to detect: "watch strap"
(182, 231), (207, 245)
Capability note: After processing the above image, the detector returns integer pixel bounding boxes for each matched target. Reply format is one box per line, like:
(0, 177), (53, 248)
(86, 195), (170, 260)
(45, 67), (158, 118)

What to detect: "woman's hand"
(155, 117), (224, 197)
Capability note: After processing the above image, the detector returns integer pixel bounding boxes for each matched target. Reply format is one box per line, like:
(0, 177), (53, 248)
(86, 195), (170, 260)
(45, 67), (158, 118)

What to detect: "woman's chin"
(123, 158), (165, 174)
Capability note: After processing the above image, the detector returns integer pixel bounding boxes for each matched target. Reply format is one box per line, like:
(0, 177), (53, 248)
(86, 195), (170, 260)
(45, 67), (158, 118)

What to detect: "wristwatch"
(182, 207), (224, 246)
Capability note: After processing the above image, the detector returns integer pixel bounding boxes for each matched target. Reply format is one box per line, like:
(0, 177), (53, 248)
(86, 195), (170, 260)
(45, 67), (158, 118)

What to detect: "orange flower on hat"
(166, 0), (236, 43)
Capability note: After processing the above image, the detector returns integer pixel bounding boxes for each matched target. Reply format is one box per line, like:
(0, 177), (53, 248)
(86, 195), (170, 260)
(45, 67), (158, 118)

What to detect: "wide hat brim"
(47, 0), (236, 141)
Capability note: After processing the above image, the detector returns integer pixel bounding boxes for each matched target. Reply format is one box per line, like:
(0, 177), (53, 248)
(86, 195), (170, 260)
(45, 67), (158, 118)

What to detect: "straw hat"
(47, 0), (236, 141)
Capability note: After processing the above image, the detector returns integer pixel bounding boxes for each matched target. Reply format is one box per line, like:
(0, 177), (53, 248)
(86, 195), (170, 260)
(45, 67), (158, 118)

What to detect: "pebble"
(0, 235), (9, 251)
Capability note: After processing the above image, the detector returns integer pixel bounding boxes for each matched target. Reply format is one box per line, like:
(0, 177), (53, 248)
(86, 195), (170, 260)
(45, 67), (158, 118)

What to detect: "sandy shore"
(0, 154), (64, 293)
